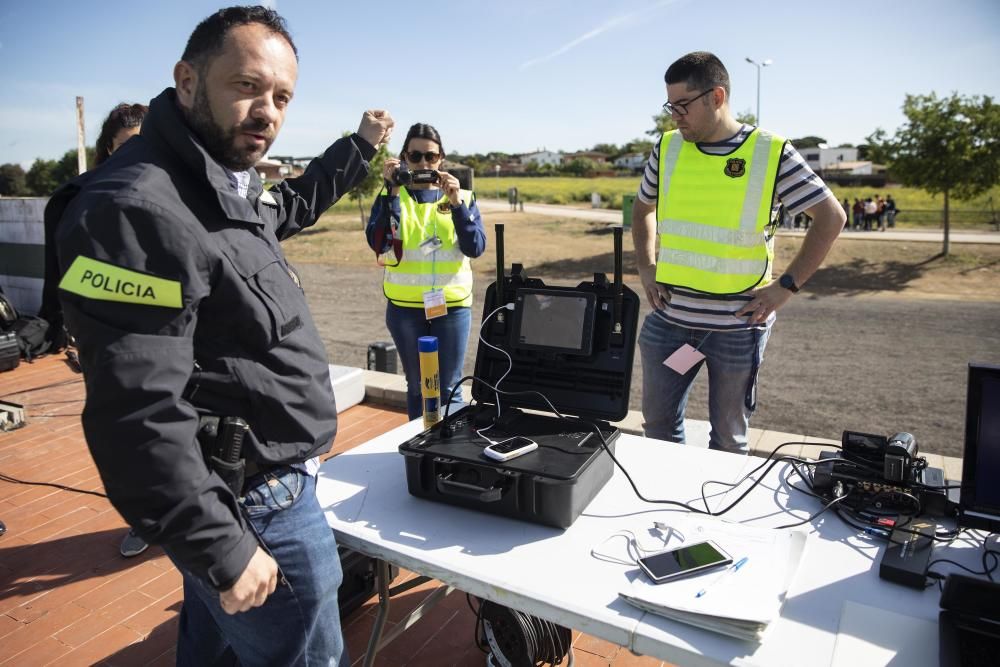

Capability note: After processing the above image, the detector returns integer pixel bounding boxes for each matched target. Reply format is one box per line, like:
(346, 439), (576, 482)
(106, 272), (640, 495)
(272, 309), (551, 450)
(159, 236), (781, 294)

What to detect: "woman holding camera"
(366, 123), (486, 420)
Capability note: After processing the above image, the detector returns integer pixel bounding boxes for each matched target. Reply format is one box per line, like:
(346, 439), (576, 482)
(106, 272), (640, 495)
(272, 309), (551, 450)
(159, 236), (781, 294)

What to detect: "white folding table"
(317, 420), (982, 666)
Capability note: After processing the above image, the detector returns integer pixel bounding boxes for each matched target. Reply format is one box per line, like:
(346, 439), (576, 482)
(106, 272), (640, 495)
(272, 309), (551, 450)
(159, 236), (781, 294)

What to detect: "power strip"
(0, 400), (26, 431)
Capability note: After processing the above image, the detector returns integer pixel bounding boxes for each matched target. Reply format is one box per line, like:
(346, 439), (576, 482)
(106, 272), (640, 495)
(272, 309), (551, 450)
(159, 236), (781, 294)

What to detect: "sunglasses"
(405, 150), (441, 163)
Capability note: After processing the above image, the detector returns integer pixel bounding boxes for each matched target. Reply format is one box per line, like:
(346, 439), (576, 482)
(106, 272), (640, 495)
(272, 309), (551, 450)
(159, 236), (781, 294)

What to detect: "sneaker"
(120, 529), (149, 558)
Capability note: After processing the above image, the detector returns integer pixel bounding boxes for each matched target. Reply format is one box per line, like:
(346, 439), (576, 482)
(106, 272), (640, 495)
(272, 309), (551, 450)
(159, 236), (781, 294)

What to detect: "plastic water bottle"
(418, 336), (440, 429)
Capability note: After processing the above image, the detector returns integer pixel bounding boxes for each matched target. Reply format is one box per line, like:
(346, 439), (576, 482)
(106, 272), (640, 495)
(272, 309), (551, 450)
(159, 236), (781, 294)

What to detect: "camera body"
(391, 167), (439, 187)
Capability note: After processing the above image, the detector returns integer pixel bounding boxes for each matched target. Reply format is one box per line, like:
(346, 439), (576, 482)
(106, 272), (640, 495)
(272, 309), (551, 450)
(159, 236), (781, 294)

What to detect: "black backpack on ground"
(11, 316), (52, 362)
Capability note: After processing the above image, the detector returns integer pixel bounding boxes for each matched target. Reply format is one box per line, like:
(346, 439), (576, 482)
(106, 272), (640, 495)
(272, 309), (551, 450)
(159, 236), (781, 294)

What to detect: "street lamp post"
(744, 57), (773, 125)
(494, 164), (501, 200)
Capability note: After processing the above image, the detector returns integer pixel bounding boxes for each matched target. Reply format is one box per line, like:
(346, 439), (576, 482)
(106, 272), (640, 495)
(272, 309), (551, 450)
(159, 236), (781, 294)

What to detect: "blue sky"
(2, 0), (999, 169)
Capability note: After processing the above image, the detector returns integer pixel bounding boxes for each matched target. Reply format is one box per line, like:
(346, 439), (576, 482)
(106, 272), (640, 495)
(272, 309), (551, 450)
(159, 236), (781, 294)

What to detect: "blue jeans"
(386, 303), (472, 420)
(167, 468), (345, 666)
(638, 313), (771, 454)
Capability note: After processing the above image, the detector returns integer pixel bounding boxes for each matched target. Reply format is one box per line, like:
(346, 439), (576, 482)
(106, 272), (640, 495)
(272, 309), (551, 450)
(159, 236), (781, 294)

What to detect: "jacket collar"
(142, 87), (264, 226)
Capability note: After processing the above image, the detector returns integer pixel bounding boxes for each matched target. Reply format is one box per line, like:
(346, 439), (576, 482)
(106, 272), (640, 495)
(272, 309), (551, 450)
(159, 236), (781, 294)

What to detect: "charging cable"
(474, 303), (514, 445)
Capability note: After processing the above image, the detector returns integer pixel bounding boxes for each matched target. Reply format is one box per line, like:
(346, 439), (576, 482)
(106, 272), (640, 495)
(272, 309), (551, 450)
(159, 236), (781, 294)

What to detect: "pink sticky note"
(663, 344), (705, 374)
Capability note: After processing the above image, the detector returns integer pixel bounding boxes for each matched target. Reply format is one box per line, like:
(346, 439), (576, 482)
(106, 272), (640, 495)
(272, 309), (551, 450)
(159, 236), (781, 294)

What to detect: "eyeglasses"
(405, 150), (441, 163)
(662, 88), (714, 116)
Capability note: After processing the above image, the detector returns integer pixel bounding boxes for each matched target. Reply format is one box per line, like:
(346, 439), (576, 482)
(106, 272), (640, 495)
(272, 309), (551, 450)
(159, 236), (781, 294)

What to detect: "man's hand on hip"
(357, 110), (395, 147)
(736, 281), (793, 325)
(220, 546), (278, 615)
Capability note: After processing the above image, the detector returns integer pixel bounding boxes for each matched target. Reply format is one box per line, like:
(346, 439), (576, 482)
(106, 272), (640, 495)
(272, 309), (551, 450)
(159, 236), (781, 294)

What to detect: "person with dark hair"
(366, 123), (486, 420)
(94, 103), (148, 166)
(43, 5), (393, 664)
(631, 51), (844, 454)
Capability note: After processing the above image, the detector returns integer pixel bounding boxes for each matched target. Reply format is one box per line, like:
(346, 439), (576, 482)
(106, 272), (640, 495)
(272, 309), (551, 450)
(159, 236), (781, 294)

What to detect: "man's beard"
(184, 82), (274, 171)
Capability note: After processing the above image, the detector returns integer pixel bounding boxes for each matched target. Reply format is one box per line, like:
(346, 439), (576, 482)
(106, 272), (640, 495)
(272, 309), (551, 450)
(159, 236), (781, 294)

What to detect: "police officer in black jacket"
(45, 6), (393, 665)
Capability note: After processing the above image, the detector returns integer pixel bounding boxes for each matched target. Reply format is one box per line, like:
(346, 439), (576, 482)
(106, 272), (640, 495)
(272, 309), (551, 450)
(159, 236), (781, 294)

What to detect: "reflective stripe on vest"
(655, 128), (785, 294)
(383, 187), (474, 307)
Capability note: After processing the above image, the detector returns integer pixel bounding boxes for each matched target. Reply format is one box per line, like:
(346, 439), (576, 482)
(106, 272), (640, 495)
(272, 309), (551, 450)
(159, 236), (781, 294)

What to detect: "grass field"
(326, 177), (1000, 230)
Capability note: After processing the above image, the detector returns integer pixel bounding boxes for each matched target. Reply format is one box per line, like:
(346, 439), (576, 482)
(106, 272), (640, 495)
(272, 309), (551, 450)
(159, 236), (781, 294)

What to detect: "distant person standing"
(508, 186), (519, 211)
(852, 198), (863, 230)
(885, 195), (897, 228)
(95, 103), (148, 166)
(841, 198), (850, 230)
(630, 51), (844, 453)
(864, 197), (877, 231)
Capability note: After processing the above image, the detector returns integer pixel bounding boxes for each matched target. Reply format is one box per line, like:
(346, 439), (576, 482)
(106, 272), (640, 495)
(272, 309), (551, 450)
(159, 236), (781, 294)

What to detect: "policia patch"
(59, 256), (182, 308)
(724, 158), (746, 178)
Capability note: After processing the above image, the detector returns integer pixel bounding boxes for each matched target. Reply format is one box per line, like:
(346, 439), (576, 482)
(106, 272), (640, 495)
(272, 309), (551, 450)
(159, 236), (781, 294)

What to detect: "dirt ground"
(287, 210), (1000, 458)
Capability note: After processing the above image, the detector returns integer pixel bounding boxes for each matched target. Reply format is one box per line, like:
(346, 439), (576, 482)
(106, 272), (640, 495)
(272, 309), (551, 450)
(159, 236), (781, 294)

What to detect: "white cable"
(476, 304), (514, 445)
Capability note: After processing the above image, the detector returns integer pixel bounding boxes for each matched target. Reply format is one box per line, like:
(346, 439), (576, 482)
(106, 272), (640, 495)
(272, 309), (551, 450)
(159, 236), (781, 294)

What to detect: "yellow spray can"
(418, 336), (440, 429)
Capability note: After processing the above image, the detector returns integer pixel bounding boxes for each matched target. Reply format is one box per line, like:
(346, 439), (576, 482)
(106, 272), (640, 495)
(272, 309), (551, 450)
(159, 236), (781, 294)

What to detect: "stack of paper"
(619, 520), (808, 642)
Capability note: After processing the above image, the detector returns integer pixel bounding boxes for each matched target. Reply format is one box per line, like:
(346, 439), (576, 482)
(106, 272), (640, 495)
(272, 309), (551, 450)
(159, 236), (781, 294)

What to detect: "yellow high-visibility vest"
(655, 128), (785, 294)
(383, 187), (474, 308)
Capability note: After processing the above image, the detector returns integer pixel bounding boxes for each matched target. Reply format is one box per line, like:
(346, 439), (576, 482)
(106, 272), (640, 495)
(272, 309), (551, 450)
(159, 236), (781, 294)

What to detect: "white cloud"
(519, 0), (679, 70)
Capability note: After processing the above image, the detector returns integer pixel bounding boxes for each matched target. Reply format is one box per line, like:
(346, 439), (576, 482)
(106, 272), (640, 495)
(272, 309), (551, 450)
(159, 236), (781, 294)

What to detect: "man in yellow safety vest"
(631, 51), (845, 453)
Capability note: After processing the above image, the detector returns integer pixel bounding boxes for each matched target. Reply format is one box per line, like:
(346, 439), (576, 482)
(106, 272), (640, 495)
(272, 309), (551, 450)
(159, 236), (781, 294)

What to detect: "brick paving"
(0, 355), (669, 666)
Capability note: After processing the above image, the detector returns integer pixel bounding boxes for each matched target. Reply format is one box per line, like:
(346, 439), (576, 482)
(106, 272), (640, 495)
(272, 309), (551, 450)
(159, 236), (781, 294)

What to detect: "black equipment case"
(0, 332), (19, 372)
(398, 225), (640, 528)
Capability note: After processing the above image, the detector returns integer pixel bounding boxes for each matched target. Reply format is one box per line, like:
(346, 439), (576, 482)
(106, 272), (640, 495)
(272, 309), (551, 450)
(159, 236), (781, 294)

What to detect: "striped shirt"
(637, 125), (833, 331)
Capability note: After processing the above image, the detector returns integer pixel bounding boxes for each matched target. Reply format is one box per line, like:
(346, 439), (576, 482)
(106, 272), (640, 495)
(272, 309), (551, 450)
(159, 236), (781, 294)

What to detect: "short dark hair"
(401, 123), (445, 158)
(95, 102), (149, 165)
(664, 51), (730, 97)
(181, 5), (297, 71)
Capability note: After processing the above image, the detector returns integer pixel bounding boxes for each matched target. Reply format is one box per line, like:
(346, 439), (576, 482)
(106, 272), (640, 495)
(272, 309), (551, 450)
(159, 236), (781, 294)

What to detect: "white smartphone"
(483, 436), (538, 462)
(637, 540), (732, 584)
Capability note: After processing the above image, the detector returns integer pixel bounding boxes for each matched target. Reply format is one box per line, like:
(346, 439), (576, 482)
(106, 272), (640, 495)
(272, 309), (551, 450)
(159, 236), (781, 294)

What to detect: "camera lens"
(392, 168), (412, 186)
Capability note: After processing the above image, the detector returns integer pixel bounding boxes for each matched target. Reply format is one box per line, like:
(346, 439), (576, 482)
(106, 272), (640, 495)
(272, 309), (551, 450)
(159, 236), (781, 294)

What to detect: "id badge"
(423, 289), (447, 319)
(663, 343), (705, 374)
(419, 236), (443, 256)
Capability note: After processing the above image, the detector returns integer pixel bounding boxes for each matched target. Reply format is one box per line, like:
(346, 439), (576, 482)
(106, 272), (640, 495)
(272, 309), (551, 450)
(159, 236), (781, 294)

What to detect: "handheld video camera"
(391, 163), (439, 187)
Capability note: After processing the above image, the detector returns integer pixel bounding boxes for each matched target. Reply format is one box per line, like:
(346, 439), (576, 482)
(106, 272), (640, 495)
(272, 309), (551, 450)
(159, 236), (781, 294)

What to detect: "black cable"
(0, 377), (84, 399)
(774, 492), (849, 529)
(469, 595), (572, 666)
(0, 472), (107, 498)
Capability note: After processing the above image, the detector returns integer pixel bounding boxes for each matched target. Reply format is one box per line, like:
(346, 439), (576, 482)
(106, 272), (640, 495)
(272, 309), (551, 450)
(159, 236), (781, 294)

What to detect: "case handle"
(436, 473), (503, 503)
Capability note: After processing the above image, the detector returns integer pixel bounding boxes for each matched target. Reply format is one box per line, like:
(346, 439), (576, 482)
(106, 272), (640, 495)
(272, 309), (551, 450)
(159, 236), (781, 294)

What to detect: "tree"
(867, 93), (1000, 255)
(735, 109), (757, 126)
(591, 143), (621, 160)
(0, 163), (27, 196)
(646, 109), (677, 137)
(347, 140), (390, 226)
(25, 158), (59, 196)
(790, 135), (827, 148)
(559, 157), (598, 177)
(53, 147), (96, 184)
(622, 138), (654, 157)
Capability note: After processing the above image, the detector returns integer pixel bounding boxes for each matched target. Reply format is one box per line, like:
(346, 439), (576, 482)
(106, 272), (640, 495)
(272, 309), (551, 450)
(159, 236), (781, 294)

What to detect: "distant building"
(822, 160), (874, 176)
(613, 153), (646, 171)
(563, 151), (608, 163)
(797, 146), (859, 171)
(520, 150), (563, 168)
(255, 156), (295, 181)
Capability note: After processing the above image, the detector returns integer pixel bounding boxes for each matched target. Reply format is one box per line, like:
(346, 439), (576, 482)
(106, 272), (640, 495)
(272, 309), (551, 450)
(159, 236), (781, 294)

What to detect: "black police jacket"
(47, 88), (375, 590)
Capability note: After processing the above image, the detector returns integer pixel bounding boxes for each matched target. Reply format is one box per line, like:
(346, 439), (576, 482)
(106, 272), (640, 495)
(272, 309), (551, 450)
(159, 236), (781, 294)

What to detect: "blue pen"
(695, 556), (749, 598)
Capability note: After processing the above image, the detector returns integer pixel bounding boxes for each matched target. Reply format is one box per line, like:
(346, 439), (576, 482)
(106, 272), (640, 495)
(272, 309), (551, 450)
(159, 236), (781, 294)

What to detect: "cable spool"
(472, 597), (573, 666)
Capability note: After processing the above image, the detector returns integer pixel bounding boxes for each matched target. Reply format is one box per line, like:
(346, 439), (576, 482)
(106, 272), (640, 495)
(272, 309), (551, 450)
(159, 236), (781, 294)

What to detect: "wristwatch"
(778, 273), (800, 293)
